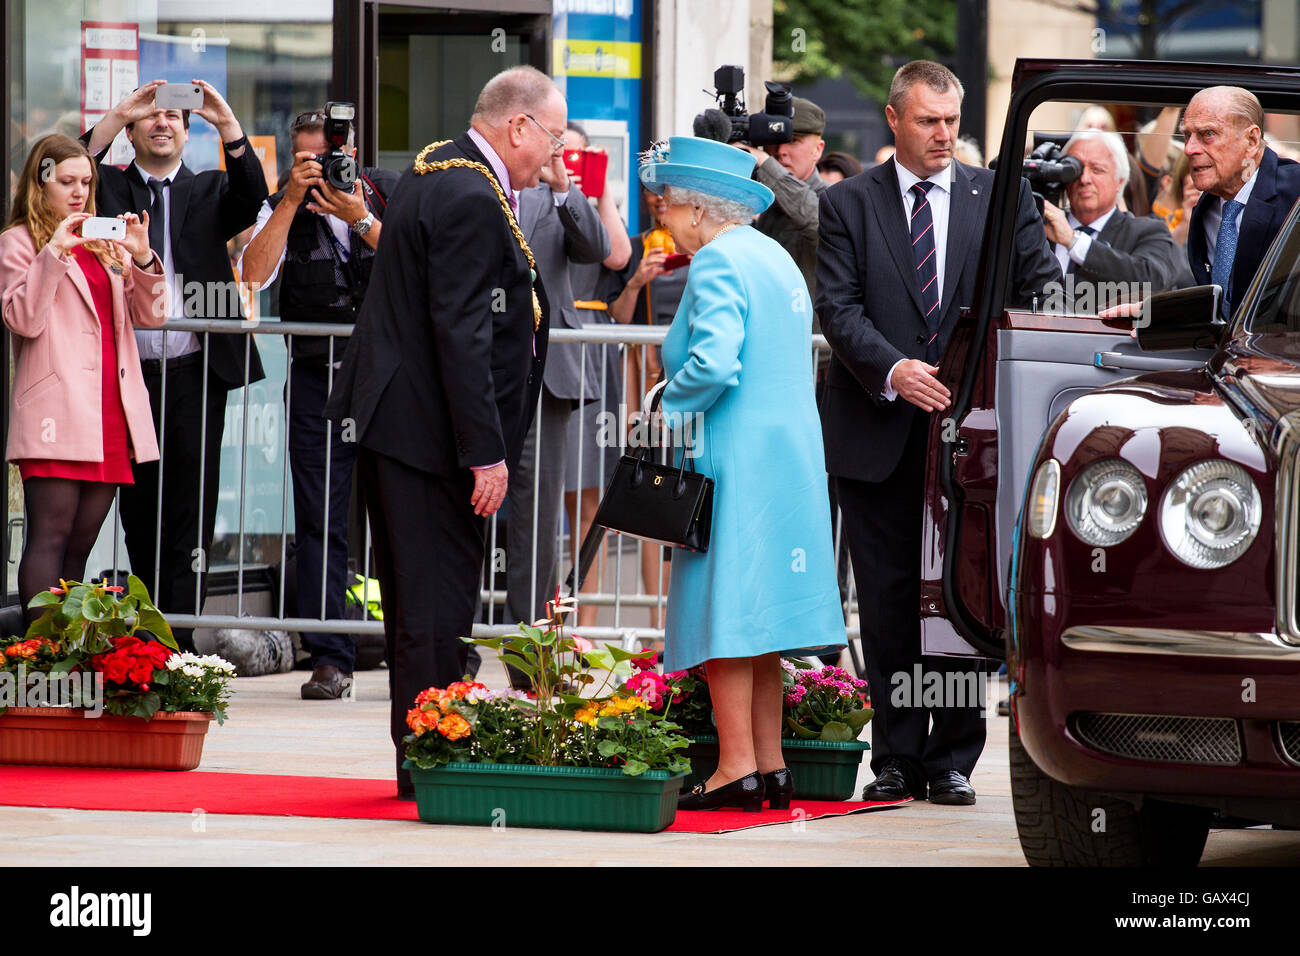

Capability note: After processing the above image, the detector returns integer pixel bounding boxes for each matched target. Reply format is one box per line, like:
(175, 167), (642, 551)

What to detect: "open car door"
(921, 59), (1300, 660)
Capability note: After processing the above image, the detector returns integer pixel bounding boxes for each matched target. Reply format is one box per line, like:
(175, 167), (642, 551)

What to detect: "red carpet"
(0, 765), (908, 832)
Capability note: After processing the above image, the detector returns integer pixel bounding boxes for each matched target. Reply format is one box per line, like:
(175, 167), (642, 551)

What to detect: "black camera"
(1021, 134), (1082, 213)
(315, 101), (358, 191)
(693, 66), (794, 148)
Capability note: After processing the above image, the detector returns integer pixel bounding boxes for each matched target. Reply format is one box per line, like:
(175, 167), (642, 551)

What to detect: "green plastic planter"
(683, 735), (870, 801)
(403, 760), (687, 832)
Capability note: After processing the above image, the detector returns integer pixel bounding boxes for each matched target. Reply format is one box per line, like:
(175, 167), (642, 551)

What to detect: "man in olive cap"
(737, 96), (828, 298)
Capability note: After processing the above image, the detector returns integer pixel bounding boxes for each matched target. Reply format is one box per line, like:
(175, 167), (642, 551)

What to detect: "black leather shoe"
(677, 771), (765, 812)
(928, 770), (977, 805)
(763, 768), (793, 810)
(862, 762), (920, 802)
(301, 665), (354, 700)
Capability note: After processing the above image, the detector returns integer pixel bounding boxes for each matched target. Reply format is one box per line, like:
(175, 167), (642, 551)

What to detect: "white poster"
(84, 58), (111, 111)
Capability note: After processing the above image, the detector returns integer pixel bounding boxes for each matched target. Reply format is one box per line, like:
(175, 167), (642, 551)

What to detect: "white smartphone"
(155, 83), (204, 110)
(80, 217), (126, 241)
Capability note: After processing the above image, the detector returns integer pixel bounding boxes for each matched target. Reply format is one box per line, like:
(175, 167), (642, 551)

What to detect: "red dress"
(18, 247), (134, 484)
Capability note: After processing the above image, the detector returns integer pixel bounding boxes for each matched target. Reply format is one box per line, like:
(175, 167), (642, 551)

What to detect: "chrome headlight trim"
(1158, 460), (1261, 569)
(1064, 459), (1147, 547)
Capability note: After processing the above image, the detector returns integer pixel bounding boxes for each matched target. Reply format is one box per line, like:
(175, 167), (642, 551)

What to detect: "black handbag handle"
(632, 385), (699, 499)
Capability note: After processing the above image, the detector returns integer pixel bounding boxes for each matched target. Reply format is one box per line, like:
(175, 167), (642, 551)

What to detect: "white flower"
(182, 664), (205, 678)
(165, 655), (183, 671)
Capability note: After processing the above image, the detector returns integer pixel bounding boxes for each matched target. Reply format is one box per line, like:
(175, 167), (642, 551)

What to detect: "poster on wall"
(81, 22), (139, 166)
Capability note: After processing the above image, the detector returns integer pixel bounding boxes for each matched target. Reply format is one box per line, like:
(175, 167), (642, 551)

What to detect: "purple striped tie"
(910, 181), (940, 332)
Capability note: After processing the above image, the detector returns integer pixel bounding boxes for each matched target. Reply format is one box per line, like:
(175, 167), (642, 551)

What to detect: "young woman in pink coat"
(1, 134), (167, 622)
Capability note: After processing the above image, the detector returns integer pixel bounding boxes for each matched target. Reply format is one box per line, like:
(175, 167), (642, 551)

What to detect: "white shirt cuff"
(553, 189), (570, 206)
(882, 359), (905, 401)
(1068, 232), (1092, 266)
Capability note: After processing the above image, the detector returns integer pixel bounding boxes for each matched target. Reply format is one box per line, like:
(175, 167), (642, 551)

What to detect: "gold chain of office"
(414, 140), (541, 330)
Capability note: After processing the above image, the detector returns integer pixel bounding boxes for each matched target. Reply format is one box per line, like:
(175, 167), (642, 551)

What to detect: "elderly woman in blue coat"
(640, 137), (846, 811)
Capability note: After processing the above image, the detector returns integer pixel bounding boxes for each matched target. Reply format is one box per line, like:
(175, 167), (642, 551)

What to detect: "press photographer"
(1039, 129), (1185, 299)
(239, 103), (398, 701)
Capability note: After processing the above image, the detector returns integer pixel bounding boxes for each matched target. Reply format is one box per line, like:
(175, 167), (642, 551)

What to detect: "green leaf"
(81, 596), (108, 622)
(49, 658), (76, 675)
(622, 759), (649, 777)
(580, 646), (616, 670)
(846, 708), (874, 732)
(519, 625), (545, 642)
(499, 653), (537, 679)
(127, 574), (155, 606)
(134, 608), (177, 650)
(465, 636), (504, 650)
(786, 657), (814, 670)
(557, 693), (589, 707)
(26, 591), (62, 609)
(818, 720), (855, 743)
(601, 644), (643, 663)
(597, 739), (625, 758)
(785, 717), (819, 739)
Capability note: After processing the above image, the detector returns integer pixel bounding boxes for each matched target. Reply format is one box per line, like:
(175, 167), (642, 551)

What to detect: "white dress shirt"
(1052, 204), (1118, 276)
(237, 200), (352, 287)
(133, 161), (201, 360)
(1202, 165), (1257, 264)
(883, 161), (954, 401)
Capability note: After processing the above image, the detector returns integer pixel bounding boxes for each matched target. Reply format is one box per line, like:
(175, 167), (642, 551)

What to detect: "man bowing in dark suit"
(82, 80), (267, 651)
(325, 65), (564, 797)
(816, 60), (1060, 806)
(1183, 85), (1300, 318)
(1041, 129), (1186, 299)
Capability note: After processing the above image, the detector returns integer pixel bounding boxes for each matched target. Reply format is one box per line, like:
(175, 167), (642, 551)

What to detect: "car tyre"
(1010, 721), (1210, 866)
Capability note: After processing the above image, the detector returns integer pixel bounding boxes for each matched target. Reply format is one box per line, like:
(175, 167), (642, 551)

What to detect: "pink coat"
(0, 226), (168, 464)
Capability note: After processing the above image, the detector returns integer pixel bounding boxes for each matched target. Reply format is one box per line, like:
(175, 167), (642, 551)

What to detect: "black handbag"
(566, 392), (714, 596)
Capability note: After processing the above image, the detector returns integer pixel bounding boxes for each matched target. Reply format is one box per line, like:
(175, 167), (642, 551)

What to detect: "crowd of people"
(2, 59), (1297, 810)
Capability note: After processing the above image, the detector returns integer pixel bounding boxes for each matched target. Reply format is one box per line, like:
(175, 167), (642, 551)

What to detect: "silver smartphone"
(155, 83), (204, 110)
(80, 217), (126, 241)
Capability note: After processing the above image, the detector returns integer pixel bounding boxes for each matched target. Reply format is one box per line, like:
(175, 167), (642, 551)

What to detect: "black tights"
(19, 478), (117, 624)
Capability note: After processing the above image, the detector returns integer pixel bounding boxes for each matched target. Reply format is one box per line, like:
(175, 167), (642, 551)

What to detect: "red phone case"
(562, 149), (608, 199)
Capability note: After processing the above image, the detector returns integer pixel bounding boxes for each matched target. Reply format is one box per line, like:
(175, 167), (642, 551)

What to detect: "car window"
(1244, 212), (1300, 334)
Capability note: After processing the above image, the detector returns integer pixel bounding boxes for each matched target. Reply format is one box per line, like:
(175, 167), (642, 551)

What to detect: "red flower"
(104, 586), (124, 593)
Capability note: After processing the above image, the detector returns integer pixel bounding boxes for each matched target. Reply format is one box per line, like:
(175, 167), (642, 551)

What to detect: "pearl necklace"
(706, 221), (743, 245)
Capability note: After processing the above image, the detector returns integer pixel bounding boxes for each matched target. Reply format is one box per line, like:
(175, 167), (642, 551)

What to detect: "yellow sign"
(554, 39), (641, 79)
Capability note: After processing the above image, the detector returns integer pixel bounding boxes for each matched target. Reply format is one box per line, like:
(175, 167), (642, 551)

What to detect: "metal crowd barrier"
(5, 319), (861, 655)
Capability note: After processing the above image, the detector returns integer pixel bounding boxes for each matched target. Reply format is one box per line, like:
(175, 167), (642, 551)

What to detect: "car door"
(920, 58), (1300, 660)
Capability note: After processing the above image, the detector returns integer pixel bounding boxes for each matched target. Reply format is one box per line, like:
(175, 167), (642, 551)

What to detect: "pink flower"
(571, 634), (594, 653)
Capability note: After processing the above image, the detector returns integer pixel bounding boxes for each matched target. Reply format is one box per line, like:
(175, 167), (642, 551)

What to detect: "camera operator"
(740, 98), (828, 300)
(1040, 130), (1184, 298)
(240, 107), (398, 700)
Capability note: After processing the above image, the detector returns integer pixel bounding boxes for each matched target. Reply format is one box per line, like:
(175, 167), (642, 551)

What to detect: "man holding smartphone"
(82, 79), (268, 651)
(240, 110), (397, 700)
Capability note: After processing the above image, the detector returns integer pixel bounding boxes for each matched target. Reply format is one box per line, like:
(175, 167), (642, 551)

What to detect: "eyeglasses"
(525, 114), (565, 153)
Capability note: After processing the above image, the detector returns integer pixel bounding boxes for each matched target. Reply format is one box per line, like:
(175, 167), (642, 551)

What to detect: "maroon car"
(921, 59), (1300, 865)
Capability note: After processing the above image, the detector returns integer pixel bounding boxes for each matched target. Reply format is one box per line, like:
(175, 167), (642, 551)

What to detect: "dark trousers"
(288, 362), (358, 672)
(834, 413), (986, 790)
(357, 448), (483, 786)
(119, 358), (226, 652)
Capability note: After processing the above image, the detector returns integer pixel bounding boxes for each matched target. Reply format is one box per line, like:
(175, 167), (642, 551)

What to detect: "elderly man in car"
(1040, 129), (1187, 302)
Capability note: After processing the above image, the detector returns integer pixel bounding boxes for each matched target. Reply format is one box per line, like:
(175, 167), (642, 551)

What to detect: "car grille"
(1071, 712), (1242, 765)
(1277, 722), (1300, 765)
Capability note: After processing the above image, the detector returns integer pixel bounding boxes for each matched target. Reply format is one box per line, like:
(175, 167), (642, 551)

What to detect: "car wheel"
(1009, 721), (1210, 866)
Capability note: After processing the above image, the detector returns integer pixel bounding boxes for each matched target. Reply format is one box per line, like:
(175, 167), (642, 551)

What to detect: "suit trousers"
(357, 448), (483, 785)
(835, 411), (986, 790)
(119, 358), (227, 652)
(504, 389), (574, 628)
(288, 362), (359, 672)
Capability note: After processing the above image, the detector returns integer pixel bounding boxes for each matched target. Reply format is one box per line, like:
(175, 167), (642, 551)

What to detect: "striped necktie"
(910, 181), (940, 361)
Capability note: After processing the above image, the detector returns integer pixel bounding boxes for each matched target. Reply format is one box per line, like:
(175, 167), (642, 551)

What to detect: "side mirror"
(1135, 285), (1224, 351)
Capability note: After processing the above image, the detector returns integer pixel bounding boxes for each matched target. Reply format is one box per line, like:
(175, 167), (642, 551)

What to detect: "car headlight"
(1065, 459), (1147, 546)
(1027, 459), (1061, 539)
(1159, 460), (1261, 569)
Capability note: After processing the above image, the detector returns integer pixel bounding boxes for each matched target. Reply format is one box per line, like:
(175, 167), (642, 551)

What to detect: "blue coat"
(659, 226), (845, 671)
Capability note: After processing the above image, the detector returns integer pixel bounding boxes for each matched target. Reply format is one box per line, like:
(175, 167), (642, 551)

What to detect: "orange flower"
(4, 640), (39, 660)
(406, 707), (442, 736)
(437, 713), (472, 741)
(415, 687), (442, 706)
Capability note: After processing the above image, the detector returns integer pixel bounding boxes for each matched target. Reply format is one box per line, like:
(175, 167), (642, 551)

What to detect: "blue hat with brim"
(639, 136), (775, 215)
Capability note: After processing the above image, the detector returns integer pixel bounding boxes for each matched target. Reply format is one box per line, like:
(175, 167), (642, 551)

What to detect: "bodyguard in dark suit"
(82, 80), (267, 650)
(1182, 86), (1300, 317)
(324, 66), (566, 796)
(816, 61), (1060, 805)
(1040, 130), (1185, 299)
(504, 166), (609, 640)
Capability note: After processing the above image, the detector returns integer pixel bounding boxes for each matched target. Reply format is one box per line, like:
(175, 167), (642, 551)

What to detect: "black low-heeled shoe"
(677, 771), (765, 812)
(762, 768), (793, 810)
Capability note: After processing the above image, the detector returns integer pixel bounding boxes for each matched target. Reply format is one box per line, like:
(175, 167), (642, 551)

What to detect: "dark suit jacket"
(1070, 207), (1184, 293)
(86, 137), (268, 389)
(815, 158), (1061, 483)
(518, 183), (609, 402)
(324, 134), (548, 477)
(1188, 146), (1300, 307)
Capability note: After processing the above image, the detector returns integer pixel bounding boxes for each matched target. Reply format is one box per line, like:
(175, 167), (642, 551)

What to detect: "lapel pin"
(971, 188), (979, 195)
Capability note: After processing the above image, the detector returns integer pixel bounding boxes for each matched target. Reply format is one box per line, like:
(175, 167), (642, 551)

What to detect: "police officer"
(240, 109), (398, 699)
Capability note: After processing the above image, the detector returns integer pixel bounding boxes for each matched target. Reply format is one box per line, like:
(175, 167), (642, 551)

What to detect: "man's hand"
(284, 151), (324, 208)
(470, 463), (508, 517)
(110, 80), (166, 128)
(735, 142), (766, 162)
(1041, 199), (1074, 247)
(191, 78), (242, 143)
(537, 150), (570, 192)
(308, 179), (368, 225)
(890, 359), (951, 412)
